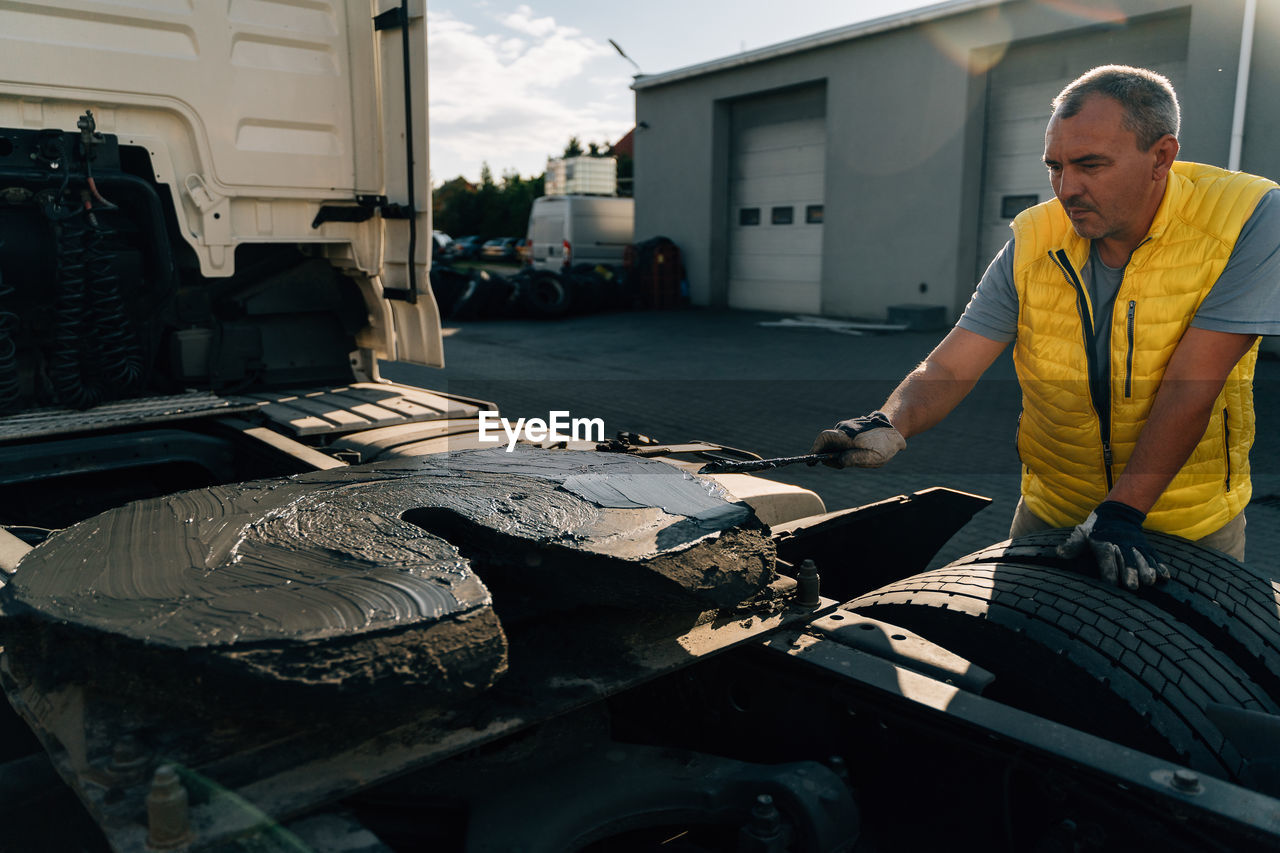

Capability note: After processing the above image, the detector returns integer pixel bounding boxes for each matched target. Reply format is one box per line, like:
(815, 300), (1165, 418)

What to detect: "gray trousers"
(1009, 497), (1246, 562)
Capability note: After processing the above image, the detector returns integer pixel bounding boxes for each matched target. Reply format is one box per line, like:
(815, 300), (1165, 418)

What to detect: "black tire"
(845, 562), (1279, 781)
(520, 272), (573, 318)
(946, 529), (1280, 705)
(427, 267), (472, 318)
(564, 268), (609, 314)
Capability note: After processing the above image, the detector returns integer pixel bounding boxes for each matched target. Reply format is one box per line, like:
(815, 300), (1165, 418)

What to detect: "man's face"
(1043, 95), (1165, 243)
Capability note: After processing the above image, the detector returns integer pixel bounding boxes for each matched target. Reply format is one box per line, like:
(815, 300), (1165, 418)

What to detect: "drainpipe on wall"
(1228, 0), (1257, 171)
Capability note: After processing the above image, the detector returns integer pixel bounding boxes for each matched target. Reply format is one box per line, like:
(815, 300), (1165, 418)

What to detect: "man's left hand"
(1057, 500), (1172, 589)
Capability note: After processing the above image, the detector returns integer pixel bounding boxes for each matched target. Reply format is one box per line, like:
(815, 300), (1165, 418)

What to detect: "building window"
(771, 206), (794, 225)
(1001, 194), (1038, 218)
(805, 204), (824, 224)
(739, 207), (761, 226)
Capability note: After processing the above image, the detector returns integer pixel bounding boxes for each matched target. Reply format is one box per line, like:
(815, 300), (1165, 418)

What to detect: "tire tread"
(946, 530), (1280, 703)
(847, 562), (1278, 779)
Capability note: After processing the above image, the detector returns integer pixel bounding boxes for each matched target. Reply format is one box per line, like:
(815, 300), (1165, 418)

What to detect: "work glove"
(1057, 500), (1172, 589)
(808, 411), (905, 469)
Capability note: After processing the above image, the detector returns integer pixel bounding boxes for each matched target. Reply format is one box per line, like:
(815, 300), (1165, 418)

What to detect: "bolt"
(146, 765), (192, 849)
(794, 559), (820, 608)
(1171, 768), (1201, 793)
(108, 735), (148, 786)
(736, 793), (790, 852)
(112, 737), (139, 763)
(753, 792), (777, 813)
(744, 794), (783, 840)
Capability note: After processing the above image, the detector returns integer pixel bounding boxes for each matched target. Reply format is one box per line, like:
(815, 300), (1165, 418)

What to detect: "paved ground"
(382, 307), (1280, 573)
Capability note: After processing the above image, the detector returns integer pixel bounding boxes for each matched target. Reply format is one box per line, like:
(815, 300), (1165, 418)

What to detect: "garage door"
(977, 12), (1190, 275)
(728, 86), (825, 313)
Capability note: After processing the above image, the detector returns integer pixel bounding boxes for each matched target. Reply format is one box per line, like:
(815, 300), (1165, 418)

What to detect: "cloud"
(498, 4), (559, 39)
(427, 7), (633, 184)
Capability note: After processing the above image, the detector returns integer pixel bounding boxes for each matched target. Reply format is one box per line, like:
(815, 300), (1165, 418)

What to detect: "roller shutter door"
(728, 88), (825, 313)
(977, 13), (1189, 274)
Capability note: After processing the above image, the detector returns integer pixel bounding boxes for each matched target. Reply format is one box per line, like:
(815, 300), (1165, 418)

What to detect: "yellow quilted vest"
(1011, 162), (1275, 539)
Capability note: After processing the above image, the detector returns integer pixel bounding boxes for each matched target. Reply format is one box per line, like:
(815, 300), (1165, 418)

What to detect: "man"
(812, 65), (1280, 588)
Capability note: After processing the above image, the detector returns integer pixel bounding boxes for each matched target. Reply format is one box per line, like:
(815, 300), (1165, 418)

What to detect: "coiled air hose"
(83, 208), (142, 389)
(40, 134), (144, 410)
(47, 203), (103, 409)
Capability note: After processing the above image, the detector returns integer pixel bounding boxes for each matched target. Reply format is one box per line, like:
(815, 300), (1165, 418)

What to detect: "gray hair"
(1052, 65), (1180, 150)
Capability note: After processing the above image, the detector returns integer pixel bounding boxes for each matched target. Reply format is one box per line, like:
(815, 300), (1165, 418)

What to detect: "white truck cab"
(0, 0), (443, 389)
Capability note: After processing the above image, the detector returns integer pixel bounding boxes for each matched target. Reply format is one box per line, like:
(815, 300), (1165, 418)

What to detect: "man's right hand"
(809, 411), (906, 468)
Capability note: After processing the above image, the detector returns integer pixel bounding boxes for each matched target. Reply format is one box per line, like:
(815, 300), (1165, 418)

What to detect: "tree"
(432, 167), (544, 242)
(432, 176), (478, 236)
(433, 134), (621, 244)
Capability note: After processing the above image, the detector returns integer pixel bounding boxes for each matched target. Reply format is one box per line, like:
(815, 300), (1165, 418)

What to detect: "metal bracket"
(311, 194), (412, 229)
(809, 610), (995, 694)
(183, 173), (219, 211)
(381, 287), (416, 303)
(373, 7), (405, 30)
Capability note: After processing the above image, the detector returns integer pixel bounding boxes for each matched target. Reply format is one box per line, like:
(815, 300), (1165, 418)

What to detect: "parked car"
(444, 235), (483, 261)
(432, 230), (452, 258)
(481, 236), (521, 262)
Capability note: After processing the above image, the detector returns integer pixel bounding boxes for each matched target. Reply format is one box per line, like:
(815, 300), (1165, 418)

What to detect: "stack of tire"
(514, 265), (624, 320)
(842, 530), (1280, 792)
(429, 266), (625, 321)
(623, 237), (685, 310)
(429, 267), (518, 320)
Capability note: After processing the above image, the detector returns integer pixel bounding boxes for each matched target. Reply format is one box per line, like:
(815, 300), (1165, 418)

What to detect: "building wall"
(1243, 0), (1280, 180)
(634, 0), (1268, 319)
(634, 61), (837, 309)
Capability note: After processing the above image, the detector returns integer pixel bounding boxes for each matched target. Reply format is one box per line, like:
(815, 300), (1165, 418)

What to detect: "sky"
(427, 0), (943, 185)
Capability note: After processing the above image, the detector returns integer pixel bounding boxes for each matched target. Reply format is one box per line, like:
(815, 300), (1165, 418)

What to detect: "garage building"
(631, 0), (1280, 320)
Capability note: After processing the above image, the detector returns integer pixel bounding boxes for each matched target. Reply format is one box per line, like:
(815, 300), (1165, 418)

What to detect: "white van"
(526, 195), (634, 271)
